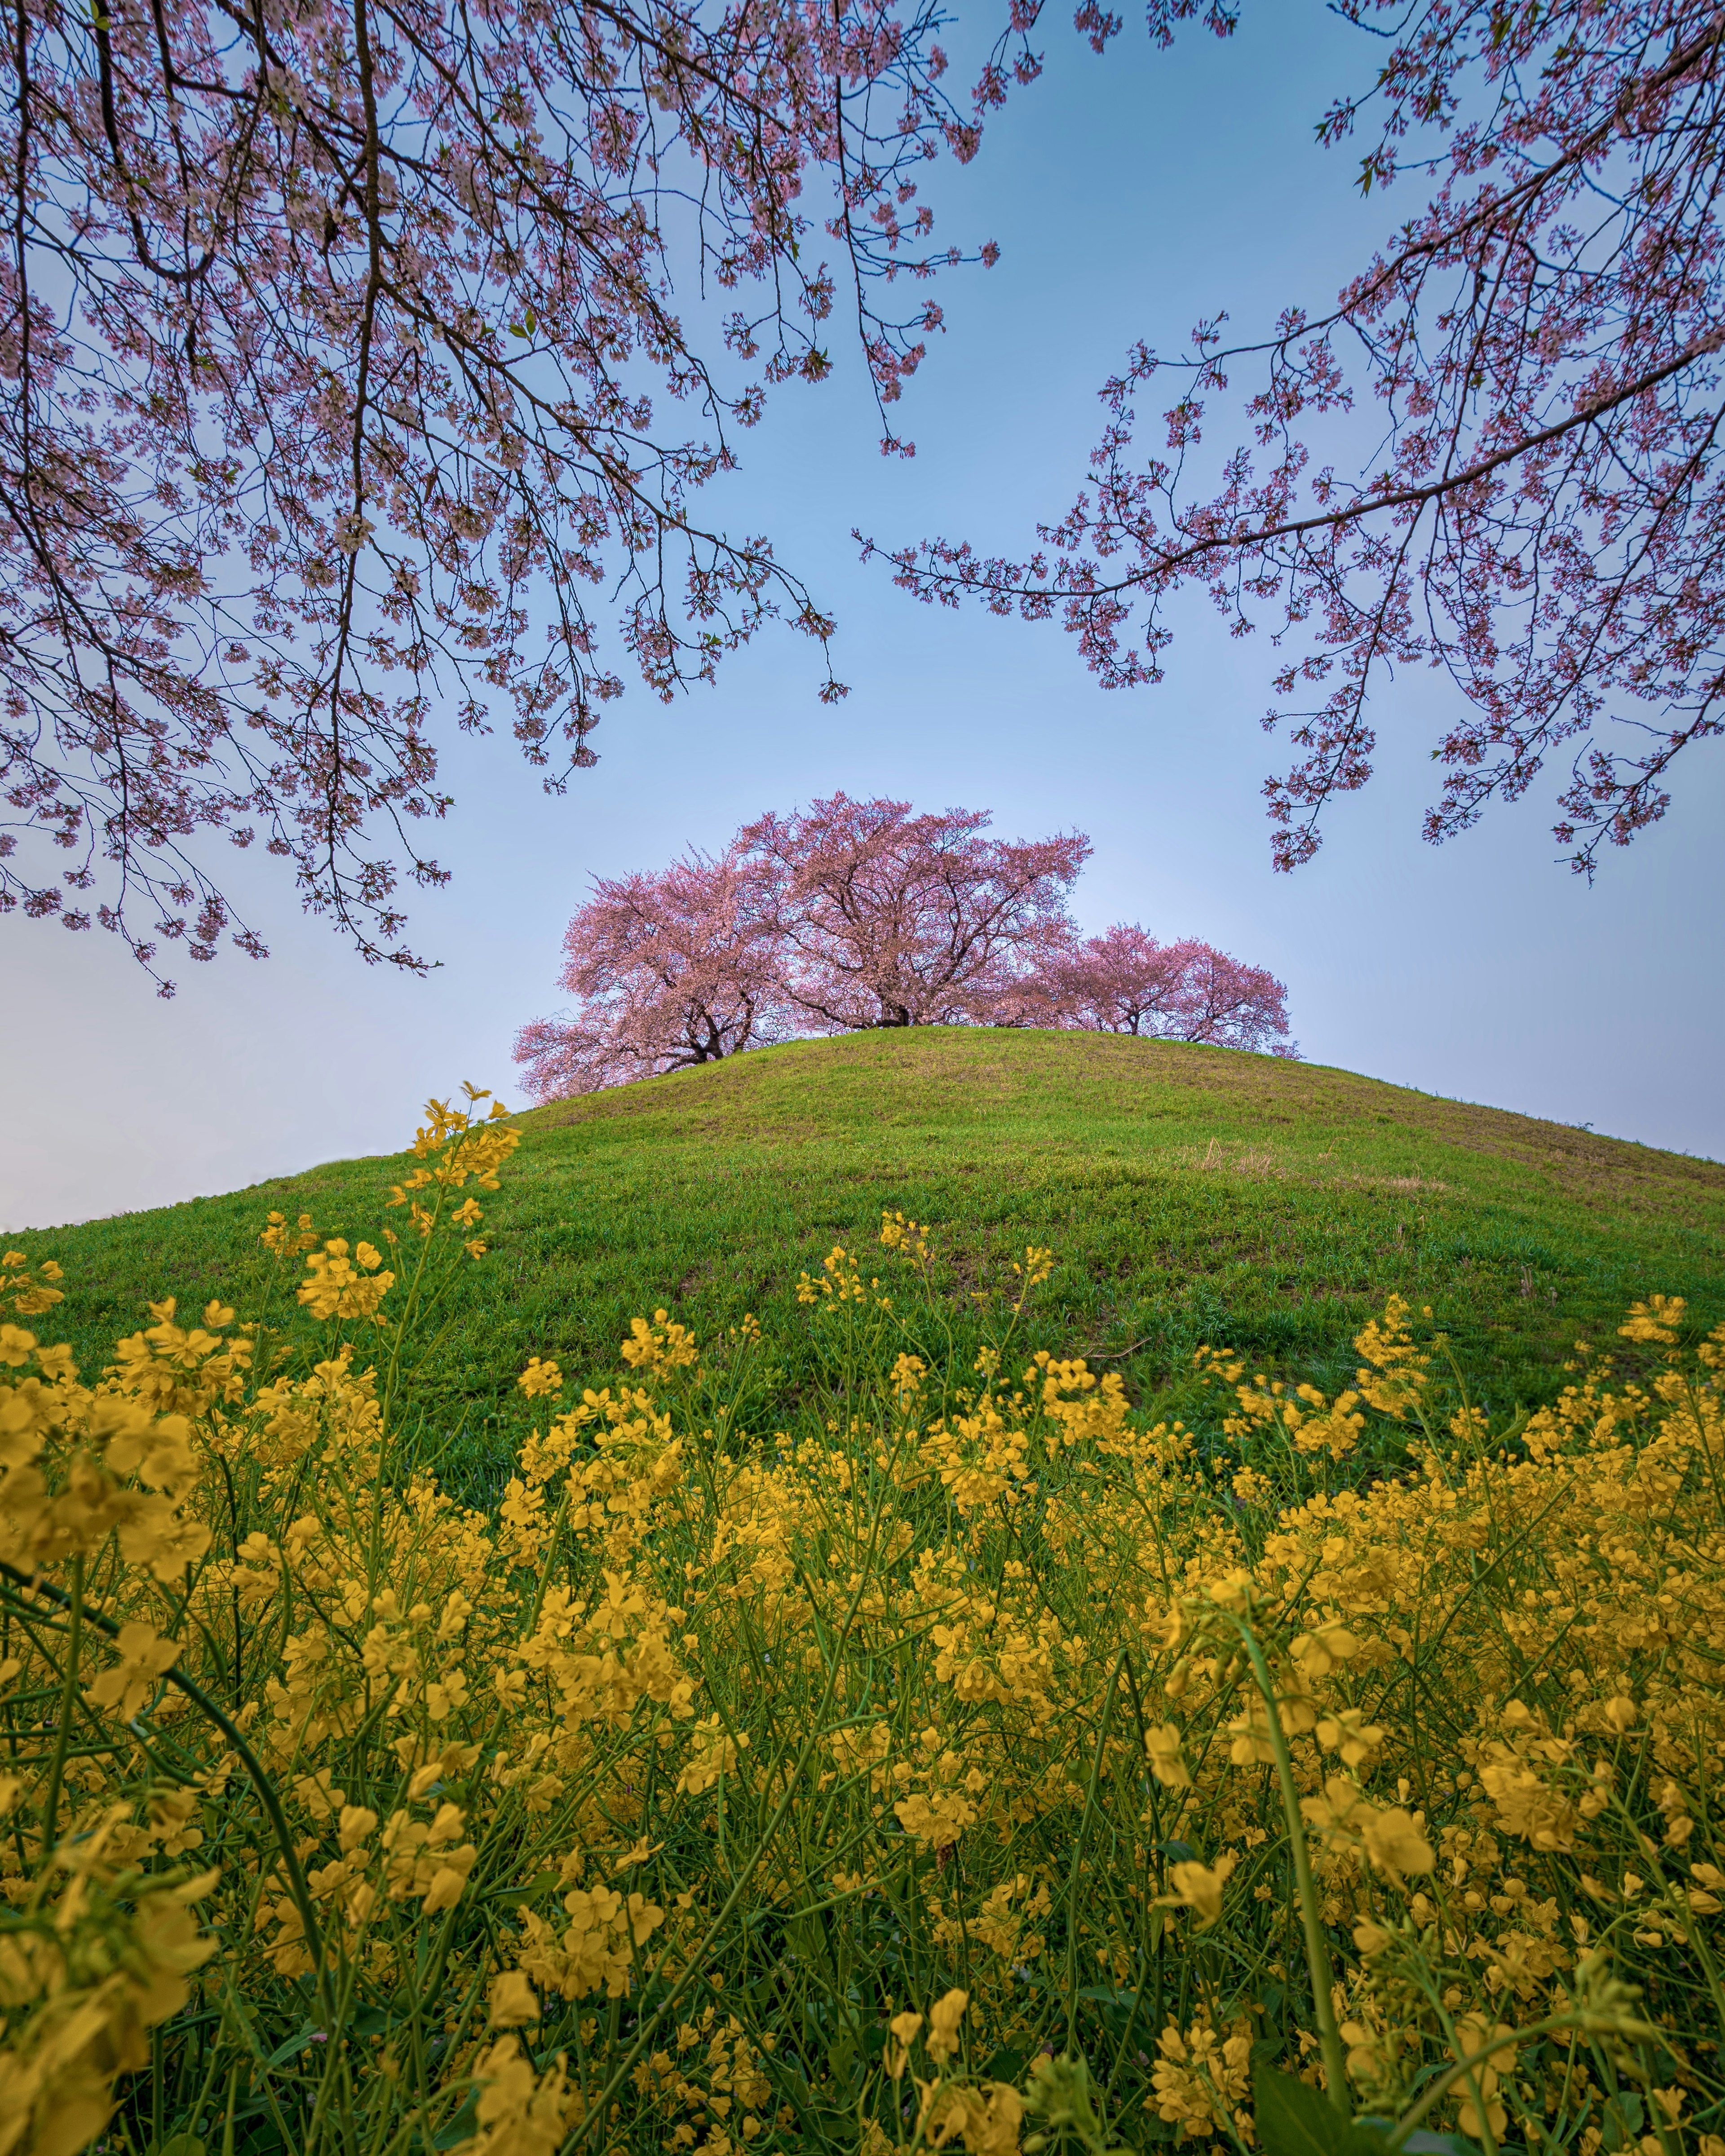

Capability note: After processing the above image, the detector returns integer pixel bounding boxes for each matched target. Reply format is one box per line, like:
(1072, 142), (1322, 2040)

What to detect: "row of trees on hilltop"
(513, 795), (1295, 1100)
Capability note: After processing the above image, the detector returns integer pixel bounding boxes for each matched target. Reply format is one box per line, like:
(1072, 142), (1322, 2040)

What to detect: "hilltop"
(22, 1029), (1725, 1482)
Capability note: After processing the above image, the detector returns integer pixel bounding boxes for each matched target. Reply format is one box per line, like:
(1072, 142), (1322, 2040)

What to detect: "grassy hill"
(18, 1028), (1725, 1484)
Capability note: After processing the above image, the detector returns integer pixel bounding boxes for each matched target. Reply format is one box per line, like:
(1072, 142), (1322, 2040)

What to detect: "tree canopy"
(8, 0), (1715, 993)
(0, 0), (1013, 985)
(884, 0), (1725, 875)
(514, 794), (1291, 1097)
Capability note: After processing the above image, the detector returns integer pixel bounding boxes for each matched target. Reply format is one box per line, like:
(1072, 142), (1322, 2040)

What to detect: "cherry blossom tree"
(880, 0), (1725, 877)
(1050, 923), (1296, 1053)
(1046, 923), (1192, 1035)
(0, 0), (1031, 990)
(740, 791), (1089, 1028)
(513, 846), (790, 1100)
(513, 802), (1292, 1096)
(1166, 940), (1297, 1055)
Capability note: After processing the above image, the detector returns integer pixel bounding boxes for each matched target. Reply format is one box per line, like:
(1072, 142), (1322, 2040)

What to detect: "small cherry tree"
(741, 792), (1089, 1029)
(1053, 924), (1296, 1054)
(1173, 941), (1298, 1055)
(1045, 923), (1191, 1035)
(513, 848), (788, 1100)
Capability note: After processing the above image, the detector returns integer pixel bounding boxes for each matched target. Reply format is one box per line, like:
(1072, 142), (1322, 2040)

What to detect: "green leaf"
(434, 2095), (480, 2150)
(1602, 2094), (1646, 2152)
(347, 2001), (409, 2039)
(1252, 2066), (1376, 2156)
(1254, 2081), (1460, 2156)
(1356, 2119), (1465, 2156)
(264, 2023), (324, 2069)
(487, 1867), (561, 1906)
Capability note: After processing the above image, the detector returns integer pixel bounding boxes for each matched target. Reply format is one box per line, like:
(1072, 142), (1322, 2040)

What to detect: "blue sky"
(5, 4), (1722, 1231)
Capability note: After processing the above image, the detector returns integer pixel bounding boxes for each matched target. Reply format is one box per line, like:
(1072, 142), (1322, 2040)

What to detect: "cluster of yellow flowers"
(0, 1092), (1720, 2156)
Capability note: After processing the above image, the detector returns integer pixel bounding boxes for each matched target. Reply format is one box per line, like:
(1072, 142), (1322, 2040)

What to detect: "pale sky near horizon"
(5, 6), (1722, 1234)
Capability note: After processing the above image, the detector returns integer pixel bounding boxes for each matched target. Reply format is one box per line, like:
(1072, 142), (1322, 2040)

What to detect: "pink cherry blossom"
(1047, 923), (1296, 1053)
(513, 846), (791, 1100)
(741, 791), (1089, 1029)
(879, 0), (1725, 878)
(514, 802), (1297, 1099)
(0, 0), (1006, 989)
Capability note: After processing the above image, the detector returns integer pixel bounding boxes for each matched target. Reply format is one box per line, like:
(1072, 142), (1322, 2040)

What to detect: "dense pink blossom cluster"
(741, 793), (1090, 1030)
(1048, 923), (1296, 1054)
(513, 792), (1294, 1098)
(511, 845), (797, 1098)
(879, 0), (1725, 877)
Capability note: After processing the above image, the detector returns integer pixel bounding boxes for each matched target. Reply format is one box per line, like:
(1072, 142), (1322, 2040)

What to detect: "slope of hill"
(19, 1029), (1725, 1482)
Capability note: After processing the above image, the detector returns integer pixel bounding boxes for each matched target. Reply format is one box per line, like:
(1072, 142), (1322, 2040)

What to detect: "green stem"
(1383, 2012), (1623, 2151)
(1065, 1648), (1128, 2054)
(562, 1426), (911, 2152)
(374, 1162), (452, 1439)
(39, 1552), (82, 1854)
(0, 1555), (331, 2022)
(1232, 1618), (1349, 2119)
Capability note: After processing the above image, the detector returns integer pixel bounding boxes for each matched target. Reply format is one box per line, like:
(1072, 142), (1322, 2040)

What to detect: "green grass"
(18, 1029), (1725, 1485)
